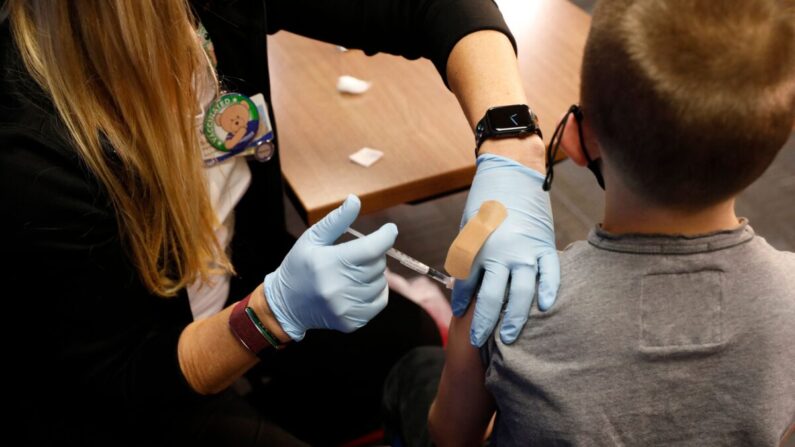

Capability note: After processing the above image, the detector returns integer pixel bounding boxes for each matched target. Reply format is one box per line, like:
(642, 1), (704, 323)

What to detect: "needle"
(346, 227), (454, 289)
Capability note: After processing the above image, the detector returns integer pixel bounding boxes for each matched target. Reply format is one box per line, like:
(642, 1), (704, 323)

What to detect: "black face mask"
(543, 104), (605, 191)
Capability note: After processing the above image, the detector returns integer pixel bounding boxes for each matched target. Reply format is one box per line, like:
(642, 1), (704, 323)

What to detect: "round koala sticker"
(203, 93), (260, 153)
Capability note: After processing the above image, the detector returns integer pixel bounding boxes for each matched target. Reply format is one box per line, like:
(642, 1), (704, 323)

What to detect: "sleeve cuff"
(424, 0), (518, 87)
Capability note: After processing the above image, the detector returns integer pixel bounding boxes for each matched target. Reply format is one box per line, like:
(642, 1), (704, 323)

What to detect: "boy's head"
(568, 0), (795, 209)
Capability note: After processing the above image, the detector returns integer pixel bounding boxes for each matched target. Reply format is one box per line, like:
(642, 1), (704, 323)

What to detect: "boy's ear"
(559, 113), (601, 166)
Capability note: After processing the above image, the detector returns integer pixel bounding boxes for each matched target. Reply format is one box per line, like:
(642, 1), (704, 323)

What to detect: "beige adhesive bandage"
(444, 200), (507, 279)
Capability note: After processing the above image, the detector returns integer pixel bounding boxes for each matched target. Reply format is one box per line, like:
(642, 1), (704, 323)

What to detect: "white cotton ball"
(336, 75), (372, 95)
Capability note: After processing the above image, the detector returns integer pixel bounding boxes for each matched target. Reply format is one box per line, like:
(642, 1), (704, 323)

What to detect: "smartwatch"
(474, 104), (542, 156)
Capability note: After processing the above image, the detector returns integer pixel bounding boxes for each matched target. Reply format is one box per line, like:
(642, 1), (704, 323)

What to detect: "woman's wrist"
(478, 135), (546, 174)
(248, 284), (292, 344)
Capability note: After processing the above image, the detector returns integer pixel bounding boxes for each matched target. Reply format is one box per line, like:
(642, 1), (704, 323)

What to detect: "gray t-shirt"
(483, 221), (795, 446)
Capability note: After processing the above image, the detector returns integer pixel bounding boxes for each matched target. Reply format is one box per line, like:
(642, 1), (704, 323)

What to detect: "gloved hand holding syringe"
(346, 227), (454, 289)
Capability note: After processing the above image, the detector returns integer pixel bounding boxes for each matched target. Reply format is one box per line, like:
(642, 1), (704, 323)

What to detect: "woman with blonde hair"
(1, 0), (561, 445)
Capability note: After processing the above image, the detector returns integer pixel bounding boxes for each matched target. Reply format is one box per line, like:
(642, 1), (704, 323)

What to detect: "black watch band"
(474, 104), (542, 156)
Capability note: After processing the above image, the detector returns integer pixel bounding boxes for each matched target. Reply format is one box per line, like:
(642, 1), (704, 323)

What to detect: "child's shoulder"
(558, 237), (603, 268)
(746, 233), (795, 276)
(558, 238), (591, 256)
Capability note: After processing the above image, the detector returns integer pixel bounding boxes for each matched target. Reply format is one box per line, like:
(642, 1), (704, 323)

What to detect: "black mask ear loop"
(542, 105), (577, 191)
(571, 106), (605, 190)
(544, 105), (606, 191)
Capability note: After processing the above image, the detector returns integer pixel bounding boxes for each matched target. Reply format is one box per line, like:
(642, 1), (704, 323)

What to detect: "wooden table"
(268, 0), (590, 224)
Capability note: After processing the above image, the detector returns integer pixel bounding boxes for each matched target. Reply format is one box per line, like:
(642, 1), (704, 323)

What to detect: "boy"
(428, 0), (795, 445)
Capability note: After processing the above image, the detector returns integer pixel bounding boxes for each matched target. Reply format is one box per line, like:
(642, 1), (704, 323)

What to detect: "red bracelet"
(229, 294), (272, 354)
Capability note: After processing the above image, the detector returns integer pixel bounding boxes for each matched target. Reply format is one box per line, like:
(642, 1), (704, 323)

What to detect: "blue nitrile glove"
(453, 153), (560, 347)
(264, 195), (397, 341)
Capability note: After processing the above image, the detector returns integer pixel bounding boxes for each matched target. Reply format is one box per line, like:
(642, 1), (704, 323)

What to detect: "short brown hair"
(581, 0), (795, 208)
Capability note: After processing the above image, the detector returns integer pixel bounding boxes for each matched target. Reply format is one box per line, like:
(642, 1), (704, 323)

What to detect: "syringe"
(346, 227), (454, 289)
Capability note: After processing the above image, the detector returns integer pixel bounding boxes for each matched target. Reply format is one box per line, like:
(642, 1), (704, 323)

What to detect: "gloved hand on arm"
(453, 153), (560, 347)
(264, 194), (398, 341)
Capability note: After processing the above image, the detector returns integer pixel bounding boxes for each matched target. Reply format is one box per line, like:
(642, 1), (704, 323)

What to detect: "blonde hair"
(9, 0), (231, 296)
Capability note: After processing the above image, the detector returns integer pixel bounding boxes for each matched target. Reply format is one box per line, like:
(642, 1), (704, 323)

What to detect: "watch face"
(489, 105), (535, 132)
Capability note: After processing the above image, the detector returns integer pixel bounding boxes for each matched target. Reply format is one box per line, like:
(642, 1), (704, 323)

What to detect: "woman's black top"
(0, 0), (514, 444)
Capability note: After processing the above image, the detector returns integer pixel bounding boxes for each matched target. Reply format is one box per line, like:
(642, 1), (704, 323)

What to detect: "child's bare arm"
(428, 298), (496, 447)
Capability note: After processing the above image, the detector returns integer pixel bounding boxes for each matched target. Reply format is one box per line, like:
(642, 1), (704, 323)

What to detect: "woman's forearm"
(177, 284), (290, 395)
(447, 30), (546, 173)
